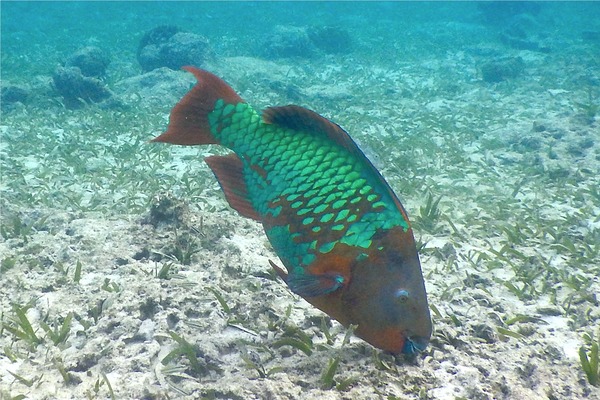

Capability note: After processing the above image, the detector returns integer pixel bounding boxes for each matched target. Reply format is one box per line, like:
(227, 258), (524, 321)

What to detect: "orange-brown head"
(342, 231), (432, 354)
(277, 227), (431, 354)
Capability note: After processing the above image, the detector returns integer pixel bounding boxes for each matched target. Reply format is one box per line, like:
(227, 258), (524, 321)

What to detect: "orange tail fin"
(151, 66), (243, 145)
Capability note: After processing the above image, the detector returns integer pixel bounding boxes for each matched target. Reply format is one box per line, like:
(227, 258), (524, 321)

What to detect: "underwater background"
(1, 1), (600, 399)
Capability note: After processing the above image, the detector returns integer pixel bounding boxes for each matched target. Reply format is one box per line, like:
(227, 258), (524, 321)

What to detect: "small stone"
(134, 319), (156, 342)
(143, 193), (188, 228)
(440, 242), (457, 259)
(518, 136), (542, 151)
(536, 306), (562, 316)
(532, 121), (546, 132)
(481, 57), (525, 83)
(517, 323), (537, 337)
(472, 323), (497, 343)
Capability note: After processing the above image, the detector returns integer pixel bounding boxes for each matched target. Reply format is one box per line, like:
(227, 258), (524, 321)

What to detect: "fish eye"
(395, 289), (409, 303)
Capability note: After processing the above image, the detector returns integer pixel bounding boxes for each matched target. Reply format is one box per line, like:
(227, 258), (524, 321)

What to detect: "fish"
(152, 67), (432, 354)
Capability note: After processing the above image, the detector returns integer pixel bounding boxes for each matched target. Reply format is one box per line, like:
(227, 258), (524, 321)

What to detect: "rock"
(134, 319), (156, 342)
(51, 46), (116, 108)
(1, 83), (29, 111)
(516, 135), (541, 151)
(440, 242), (457, 260)
(52, 66), (112, 108)
(1, 84), (29, 103)
(65, 46), (110, 77)
(532, 121), (547, 132)
(143, 193), (188, 228)
(472, 323), (498, 343)
(307, 26), (352, 54)
(160, 32), (211, 69)
(137, 25), (179, 64)
(481, 57), (525, 83)
(517, 323), (538, 337)
(137, 25), (211, 72)
(261, 26), (316, 59)
(113, 67), (195, 108)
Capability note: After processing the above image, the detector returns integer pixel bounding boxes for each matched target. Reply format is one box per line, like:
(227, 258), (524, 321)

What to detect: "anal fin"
(205, 154), (261, 221)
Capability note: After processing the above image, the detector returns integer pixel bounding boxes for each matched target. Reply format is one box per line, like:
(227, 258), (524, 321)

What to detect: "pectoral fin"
(288, 272), (344, 298)
(269, 260), (343, 297)
(205, 154), (261, 221)
(269, 259), (288, 281)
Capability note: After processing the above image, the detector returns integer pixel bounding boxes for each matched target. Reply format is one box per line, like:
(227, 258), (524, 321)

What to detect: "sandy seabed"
(1, 14), (600, 400)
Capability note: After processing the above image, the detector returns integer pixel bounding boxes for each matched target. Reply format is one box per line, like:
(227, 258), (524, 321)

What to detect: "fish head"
(344, 229), (432, 354)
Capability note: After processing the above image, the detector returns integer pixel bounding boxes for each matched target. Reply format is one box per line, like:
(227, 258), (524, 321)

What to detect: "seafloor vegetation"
(1, 2), (599, 399)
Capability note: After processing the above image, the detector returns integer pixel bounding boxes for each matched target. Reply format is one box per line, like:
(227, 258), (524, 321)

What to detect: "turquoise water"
(3, 2), (596, 80)
(1, 2), (600, 399)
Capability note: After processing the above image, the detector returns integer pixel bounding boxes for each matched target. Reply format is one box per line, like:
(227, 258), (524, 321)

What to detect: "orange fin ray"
(152, 66), (243, 145)
(205, 154), (261, 221)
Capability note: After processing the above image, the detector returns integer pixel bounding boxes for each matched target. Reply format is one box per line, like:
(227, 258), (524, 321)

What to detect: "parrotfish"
(152, 67), (431, 354)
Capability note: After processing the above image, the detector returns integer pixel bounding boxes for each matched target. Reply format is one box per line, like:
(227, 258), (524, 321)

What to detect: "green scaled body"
(209, 100), (409, 282)
(153, 67), (431, 354)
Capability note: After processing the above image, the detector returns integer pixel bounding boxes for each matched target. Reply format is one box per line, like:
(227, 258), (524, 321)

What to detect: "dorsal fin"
(204, 153), (261, 221)
(262, 105), (412, 225)
(262, 105), (360, 156)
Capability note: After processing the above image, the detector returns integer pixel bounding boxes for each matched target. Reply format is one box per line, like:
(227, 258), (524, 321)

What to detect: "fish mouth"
(401, 335), (429, 355)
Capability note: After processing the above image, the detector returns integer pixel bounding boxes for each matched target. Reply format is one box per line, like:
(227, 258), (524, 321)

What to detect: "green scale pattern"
(209, 99), (409, 273)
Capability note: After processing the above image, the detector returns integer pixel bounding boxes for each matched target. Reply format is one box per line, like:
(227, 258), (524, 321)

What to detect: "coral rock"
(137, 26), (211, 72)
(52, 66), (112, 108)
(65, 46), (111, 77)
